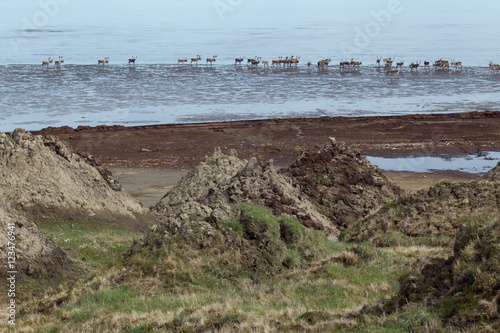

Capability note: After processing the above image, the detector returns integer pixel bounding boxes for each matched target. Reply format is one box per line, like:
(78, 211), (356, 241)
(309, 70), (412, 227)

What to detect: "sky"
(2, 0), (494, 28)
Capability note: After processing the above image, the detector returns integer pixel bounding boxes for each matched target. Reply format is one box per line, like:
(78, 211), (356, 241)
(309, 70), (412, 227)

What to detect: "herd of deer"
(374, 56), (471, 75)
(338, 59), (363, 69)
(41, 56), (138, 67)
(231, 56), (299, 66)
(41, 55), (500, 72)
(101, 56), (137, 65)
(176, 55), (218, 65)
(41, 56), (64, 67)
(99, 56), (137, 65)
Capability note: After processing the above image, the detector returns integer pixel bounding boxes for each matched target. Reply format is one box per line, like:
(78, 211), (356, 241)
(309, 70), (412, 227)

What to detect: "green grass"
(17, 205), (454, 332)
(25, 245), (447, 331)
(239, 202), (281, 239)
(221, 218), (244, 236)
(34, 216), (143, 267)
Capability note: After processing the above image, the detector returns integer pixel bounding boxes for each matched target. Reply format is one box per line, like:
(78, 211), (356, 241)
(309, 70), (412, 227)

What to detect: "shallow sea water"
(367, 152), (500, 174)
(1, 64), (499, 132)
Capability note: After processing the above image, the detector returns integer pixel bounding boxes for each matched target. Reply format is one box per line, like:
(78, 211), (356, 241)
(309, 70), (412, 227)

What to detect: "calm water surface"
(367, 152), (500, 174)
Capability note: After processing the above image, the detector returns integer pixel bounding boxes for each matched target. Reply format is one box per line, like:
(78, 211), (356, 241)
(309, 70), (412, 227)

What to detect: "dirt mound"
(151, 147), (338, 236)
(0, 129), (153, 231)
(362, 217), (500, 330)
(484, 161), (500, 181)
(0, 199), (74, 282)
(150, 147), (246, 221)
(348, 180), (500, 246)
(280, 137), (402, 230)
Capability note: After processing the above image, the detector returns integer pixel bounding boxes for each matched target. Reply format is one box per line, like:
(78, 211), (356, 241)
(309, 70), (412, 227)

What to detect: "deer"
(451, 60), (462, 69)
(191, 55), (201, 64)
(177, 58), (188, 64)
(339, 59), (350, 69)
(262, 60), (269, 67)
(376, 56), (382, 66)
(351, 59), (362, 68)
(424, 61), (430, 67)
(249, 58), (260, 66)
(54, 56), (64, 67)
(98, 57), (109, 65)
(489, 62), (500, 71)
(283, 56), (293, 66)
(128, 56), (137, 65)
(320, 58), (331, 66)
(434, 59), (449, 69)
(206, 55), (217, 65)
(383, 56), (393, 64)
(409, 61), (421, 70)
(318, 59), (329, 67)
(272, 57), (282, 65)
(282, 56), (298, 67)
(289, 56), (300, 66)
(387, 69), (400, 75)
(278, 57), (288, 66)
(235, 57), (245, 64)
(42, 57), (53, 67)
(396, 61), (404, 68)
(247, 56), (260, 65)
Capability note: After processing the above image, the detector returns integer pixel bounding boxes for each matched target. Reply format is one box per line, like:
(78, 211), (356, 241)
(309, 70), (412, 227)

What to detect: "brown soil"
(32, 111), (500, 170)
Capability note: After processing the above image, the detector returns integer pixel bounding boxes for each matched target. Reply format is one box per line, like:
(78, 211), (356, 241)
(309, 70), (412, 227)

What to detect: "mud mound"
(280, 137), (402, 230)
(0, 129), (152, 230)
(484, 161), (500, 181)
(349, 180), (500, 246)
(151, 147), (338, 236)
(0, 199), (73, 282)
(363, 218), (500, 330)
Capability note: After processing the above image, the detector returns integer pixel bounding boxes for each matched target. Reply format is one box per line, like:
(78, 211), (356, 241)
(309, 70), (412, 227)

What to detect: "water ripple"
(0, 64), (499, 131)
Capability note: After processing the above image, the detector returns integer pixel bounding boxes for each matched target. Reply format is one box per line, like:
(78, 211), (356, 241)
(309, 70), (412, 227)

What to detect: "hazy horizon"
(1, 0), (499, 65)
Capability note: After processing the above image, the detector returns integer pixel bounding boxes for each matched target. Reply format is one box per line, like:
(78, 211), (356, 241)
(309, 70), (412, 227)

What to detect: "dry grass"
(11, 205), (466, 332)
(15, 242), (449, 332)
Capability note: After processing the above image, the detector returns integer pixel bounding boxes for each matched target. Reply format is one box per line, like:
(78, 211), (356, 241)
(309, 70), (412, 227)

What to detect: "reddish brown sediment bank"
(32, 111), (500, 170)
